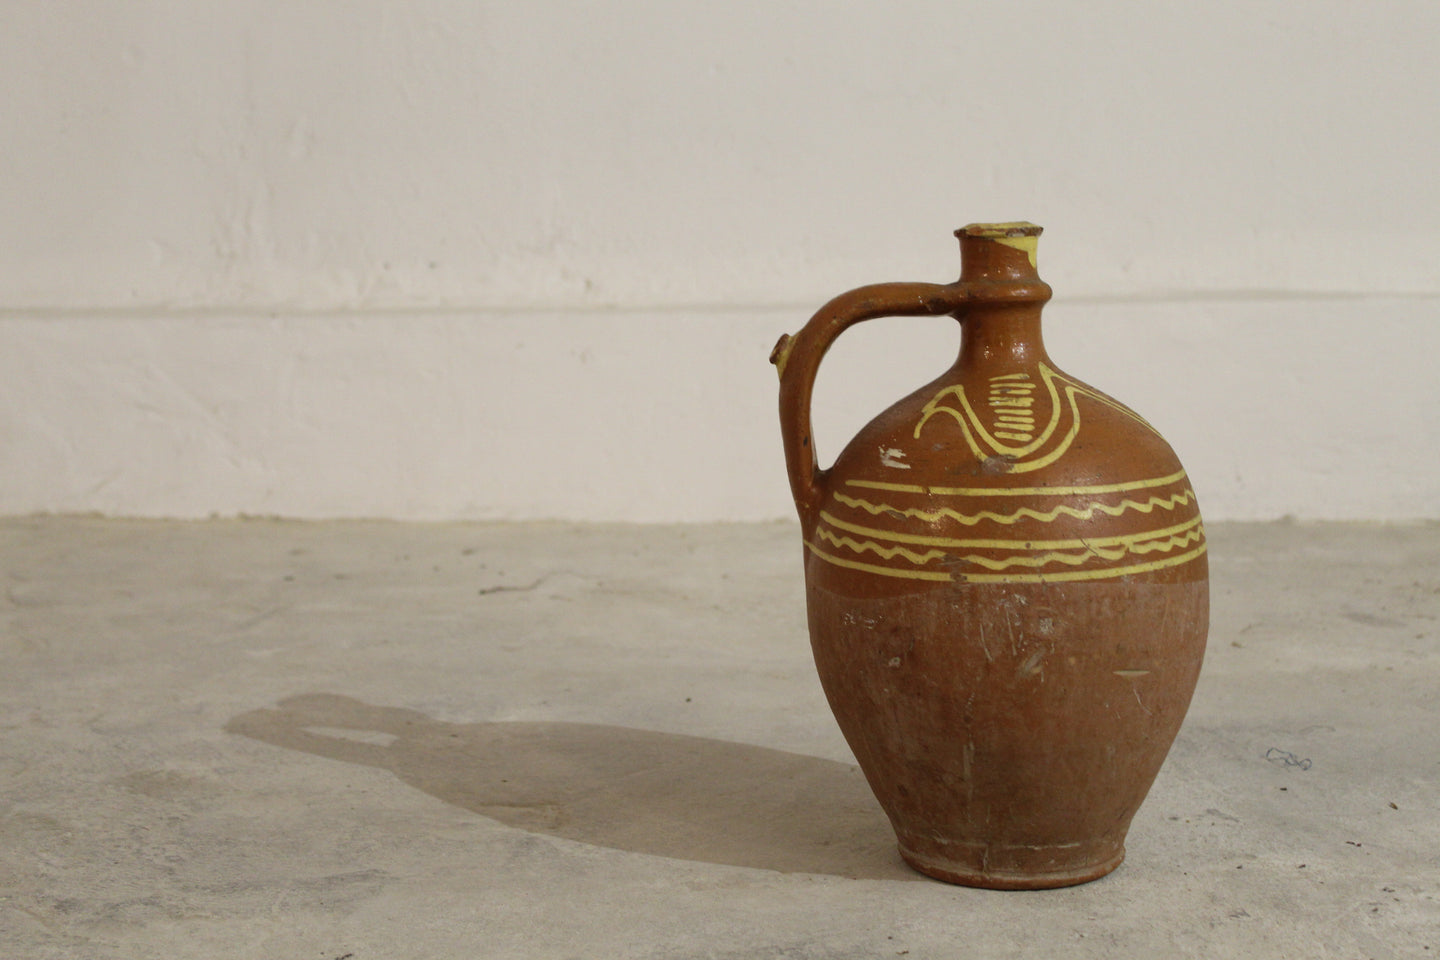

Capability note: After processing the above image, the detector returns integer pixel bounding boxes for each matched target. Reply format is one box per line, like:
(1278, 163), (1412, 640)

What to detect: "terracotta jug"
(770, 223), (1208, 889)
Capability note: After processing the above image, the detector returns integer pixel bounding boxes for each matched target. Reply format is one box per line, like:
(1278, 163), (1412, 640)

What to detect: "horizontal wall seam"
(2, 289), (1439, 319)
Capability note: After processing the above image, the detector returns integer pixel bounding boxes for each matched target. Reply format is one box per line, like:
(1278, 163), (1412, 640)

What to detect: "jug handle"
(771, 281), (964, 532)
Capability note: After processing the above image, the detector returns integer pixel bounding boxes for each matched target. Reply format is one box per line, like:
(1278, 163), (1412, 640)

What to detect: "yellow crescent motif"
(912, 363), (1159, 473)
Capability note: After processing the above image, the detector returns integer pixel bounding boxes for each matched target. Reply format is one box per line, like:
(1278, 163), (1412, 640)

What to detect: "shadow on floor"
(226, 693), (917, 881)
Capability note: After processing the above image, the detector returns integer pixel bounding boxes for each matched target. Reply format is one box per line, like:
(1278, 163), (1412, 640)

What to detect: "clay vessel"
(770, 223), (1208, 889)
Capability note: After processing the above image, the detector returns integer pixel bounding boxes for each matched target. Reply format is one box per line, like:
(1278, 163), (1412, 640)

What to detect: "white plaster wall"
(2, 2), (1437, 520)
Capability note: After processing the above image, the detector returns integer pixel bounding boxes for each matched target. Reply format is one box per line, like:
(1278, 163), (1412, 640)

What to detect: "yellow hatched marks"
(911, 363), (1159, 473)
(832, 487), (1197, 528)
(987, 373), (1038, 442)
(914, 363), (1073, 468)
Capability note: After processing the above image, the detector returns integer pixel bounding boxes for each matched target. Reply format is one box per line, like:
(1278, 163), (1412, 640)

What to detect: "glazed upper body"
(778, 225), (1206, 596)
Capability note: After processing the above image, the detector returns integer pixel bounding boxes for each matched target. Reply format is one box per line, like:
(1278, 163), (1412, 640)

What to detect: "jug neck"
(952, 222), (1052, 370)
(958, 301), (1050, 368)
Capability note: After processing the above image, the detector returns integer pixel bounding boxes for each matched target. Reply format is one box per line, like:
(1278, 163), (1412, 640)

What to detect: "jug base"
(897, 837), (1125, 890)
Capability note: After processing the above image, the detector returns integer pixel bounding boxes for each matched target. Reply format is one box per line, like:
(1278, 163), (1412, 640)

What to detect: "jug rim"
(958, 222), (1043, 238)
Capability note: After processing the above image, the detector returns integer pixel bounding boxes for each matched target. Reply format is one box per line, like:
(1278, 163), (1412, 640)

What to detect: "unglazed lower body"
(806, 577), (1208, 889)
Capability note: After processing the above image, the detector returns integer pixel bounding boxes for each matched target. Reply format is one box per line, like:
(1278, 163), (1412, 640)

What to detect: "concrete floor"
(1, 518), (1437, 959)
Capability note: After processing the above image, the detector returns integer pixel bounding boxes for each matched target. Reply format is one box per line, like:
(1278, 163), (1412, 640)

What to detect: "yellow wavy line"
(805, 541), (1208, 583)
(961, 544), (1208, 583)
(804, 543), (953, 581)
(815, 519), (1204, 572)
(832, 489), (1197, 527)
(818, 511), (1202, 550)
(918, 529), (1204, 572)
(846, 468), (1188, 497)
(1126, 530), (1206, 556)
(813, 529), (949, 566)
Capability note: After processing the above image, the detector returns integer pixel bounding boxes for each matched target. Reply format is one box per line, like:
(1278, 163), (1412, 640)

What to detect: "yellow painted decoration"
(830, 489), (1196, 528)
(804, 542), (953, 581)
(806, 540), (1208, 584)
(989, 374), (1038, 439)
(955, 544), (1207, 583)
(994, 234), (1038, 267)
(813, 529), (948, 566)
(771, 333), (796, 380)
(912, 363), (1158, 473)
(957, 530), (1204, 571)
(819, 511), (1202, 551)
(964, 222), (1042, 237)
(814, 515), (1204, 572)
(844, 468), (1189, 498)
(818, 526), (1205, 571)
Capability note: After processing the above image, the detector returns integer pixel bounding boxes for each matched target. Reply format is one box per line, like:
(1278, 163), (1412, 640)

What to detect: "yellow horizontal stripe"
(845, 468), (1188, 498)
